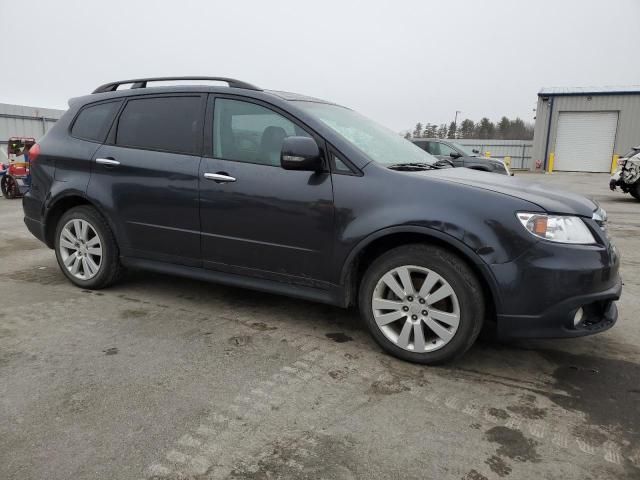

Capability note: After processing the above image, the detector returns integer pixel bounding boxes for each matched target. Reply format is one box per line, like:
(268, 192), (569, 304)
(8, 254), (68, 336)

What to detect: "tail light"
(28, 143), (40, 164)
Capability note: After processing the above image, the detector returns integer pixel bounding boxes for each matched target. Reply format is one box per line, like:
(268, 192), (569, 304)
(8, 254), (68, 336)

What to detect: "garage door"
(554, 112), (618, 172)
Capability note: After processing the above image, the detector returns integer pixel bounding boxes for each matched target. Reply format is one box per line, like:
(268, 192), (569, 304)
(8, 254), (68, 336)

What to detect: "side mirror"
(472, 149), (480, 154)
(450, 152), (462, 159)
(281, 136), (323, 172)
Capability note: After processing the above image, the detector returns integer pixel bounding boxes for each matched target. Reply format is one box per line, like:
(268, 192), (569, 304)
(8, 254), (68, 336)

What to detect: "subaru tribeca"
(22, 77), (621, 364)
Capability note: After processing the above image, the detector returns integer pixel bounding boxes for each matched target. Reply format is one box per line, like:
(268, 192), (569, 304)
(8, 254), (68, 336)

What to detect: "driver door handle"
(204, 172), (236, 183)
(96, 158), (120, 166)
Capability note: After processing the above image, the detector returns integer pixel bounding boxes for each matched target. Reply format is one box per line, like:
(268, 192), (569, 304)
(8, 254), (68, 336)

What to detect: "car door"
(88, 94), (205, 266)
(199, 96), (335, 284)
(433, 142), (464, 167)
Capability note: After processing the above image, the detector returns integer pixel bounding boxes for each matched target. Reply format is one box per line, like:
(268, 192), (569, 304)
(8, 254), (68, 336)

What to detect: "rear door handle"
(96, 158), (120, 166)
(204, 172), (236, 183)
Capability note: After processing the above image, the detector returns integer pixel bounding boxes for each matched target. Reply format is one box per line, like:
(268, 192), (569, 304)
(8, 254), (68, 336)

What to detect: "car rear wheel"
(359, 244), (484, 364)
(54, 206), (122, 289)
(2, 176), (17, 199)
(630, 182), (640, 201)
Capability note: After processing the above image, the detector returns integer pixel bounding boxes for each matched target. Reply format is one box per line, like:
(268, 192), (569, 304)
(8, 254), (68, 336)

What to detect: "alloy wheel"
(371, 265), (460, 353)
(59, 219), (103, 280)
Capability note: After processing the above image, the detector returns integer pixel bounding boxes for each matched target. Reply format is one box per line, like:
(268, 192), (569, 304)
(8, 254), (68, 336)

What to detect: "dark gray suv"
(22, 76), (621, 364)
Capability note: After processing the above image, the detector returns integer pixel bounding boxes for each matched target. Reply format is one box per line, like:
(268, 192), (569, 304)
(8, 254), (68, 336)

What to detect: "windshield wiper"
(387, 162), (443, 171)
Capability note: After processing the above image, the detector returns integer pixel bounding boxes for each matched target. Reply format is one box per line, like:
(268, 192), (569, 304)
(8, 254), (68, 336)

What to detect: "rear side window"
(71, 101), (121, 142)
(116, 96), (202, 154)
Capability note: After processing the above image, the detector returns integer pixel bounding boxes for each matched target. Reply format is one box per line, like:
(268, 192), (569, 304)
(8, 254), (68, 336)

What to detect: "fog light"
(573, 307), (584, 327)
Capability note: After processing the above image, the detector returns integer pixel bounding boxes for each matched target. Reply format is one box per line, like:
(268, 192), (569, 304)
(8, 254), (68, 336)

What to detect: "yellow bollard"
(504, 156), (511, 168)
(485, 151), (491, 158)
(547, 152), (555, 173)
(611, 154), (619, 174)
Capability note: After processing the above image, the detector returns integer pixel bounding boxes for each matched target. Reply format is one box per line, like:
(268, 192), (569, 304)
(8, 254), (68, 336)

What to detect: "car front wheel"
(359, 244), (484, 364)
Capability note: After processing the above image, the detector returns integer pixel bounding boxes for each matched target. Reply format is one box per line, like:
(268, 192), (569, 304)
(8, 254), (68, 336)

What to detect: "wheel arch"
(43, 193), (114, 249)
(340, 226), (500, 317)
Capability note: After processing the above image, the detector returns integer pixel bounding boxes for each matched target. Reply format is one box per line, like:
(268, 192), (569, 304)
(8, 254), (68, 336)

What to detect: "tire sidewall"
(359, 246), (483, 364)
(54, 207), (114, 288)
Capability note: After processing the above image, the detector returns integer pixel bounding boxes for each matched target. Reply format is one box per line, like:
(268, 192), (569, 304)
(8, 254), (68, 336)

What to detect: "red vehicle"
(1, 137), (35, 199)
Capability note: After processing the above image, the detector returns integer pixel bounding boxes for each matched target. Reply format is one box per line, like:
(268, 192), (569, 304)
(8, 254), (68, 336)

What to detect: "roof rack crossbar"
(92, 76), (261, 94)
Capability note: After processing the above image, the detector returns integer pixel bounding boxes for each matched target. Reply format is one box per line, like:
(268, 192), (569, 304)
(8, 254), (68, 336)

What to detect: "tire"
(3, 176), (16, 199)
(630, 183), (640, 201)
(54, 206), (123, 289)
(358, 244), (484, 365)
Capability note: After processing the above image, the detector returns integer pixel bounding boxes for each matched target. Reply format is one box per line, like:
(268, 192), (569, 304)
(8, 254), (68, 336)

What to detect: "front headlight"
(516, 213), (596, 244)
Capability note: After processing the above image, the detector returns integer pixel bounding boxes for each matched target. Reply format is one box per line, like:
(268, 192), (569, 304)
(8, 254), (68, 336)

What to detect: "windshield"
(451, 142), (475, 156)
(293, 102), (437, 165)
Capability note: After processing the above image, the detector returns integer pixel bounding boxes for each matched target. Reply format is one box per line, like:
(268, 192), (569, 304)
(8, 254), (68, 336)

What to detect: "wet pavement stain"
(228, 335), (252, 347)
(103, 347), (118, 355)
(248, 322), (277, 332)
(487, 407), (510, 420)
(368, 378), (410, 395)
(572, 425), (608, 447)
(485, 455), (512, 477)
(328, 369), (349, 381)
(485, 426), (541, 463)
(120, 309), (149, 319)
(325, 332), (354, 343)
(506, 405), (547, 420)
(462, 470), (489, 480)
(539, 349), (640, 444)
(229, 432), (356, 480)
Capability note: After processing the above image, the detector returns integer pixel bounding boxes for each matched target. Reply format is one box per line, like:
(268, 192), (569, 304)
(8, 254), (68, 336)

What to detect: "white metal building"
(531, 86), (640, 172)
(0, 103), (65, 162)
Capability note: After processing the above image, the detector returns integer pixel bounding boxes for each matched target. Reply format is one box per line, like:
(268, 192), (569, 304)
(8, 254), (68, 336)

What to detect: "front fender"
(338, 224), (503, 310)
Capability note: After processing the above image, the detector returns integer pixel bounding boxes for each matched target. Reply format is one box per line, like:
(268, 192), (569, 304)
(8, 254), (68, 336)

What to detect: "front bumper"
(490, 233), (621, 339)
(609, 171), (622, 191)
(496, 278), (621, 338)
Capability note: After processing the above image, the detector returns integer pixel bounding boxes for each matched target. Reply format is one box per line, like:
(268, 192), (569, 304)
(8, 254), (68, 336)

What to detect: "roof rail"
(92, 76), (261, 94)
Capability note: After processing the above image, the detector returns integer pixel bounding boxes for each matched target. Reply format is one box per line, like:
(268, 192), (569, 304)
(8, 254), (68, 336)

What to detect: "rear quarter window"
(71, 101), (122, 142)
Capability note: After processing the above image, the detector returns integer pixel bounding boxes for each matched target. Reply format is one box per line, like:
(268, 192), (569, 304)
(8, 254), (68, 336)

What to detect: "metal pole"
(453, 111), (461, 138)
(542, 98), (554, 171)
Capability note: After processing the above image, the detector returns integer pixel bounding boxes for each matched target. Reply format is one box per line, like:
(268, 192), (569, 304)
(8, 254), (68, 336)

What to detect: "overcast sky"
(1, 0), (638, 131)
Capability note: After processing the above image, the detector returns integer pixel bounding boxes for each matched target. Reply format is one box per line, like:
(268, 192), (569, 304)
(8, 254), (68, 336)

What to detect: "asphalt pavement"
(1, 172), (638, 480)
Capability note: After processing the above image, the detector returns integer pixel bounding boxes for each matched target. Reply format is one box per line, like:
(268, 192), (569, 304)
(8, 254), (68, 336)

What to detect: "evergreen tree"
(413, 122), (423, 138)
(476, 118), (495, 139)
(423, 123), (437, 138)
(497, 116), (510, 139)
(447, 121), (457, 139)
(459, 119), (475, 139)
(510, 118), (527, 139)
(436, 124), (448, 139)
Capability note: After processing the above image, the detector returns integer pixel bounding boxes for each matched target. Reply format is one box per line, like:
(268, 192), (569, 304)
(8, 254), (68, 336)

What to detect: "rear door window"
(71, 101), (122, 142)
(115, 96), (202, 155)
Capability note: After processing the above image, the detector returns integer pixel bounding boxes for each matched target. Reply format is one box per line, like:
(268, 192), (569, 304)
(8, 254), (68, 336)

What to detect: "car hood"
(417, 167), (597, 216)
